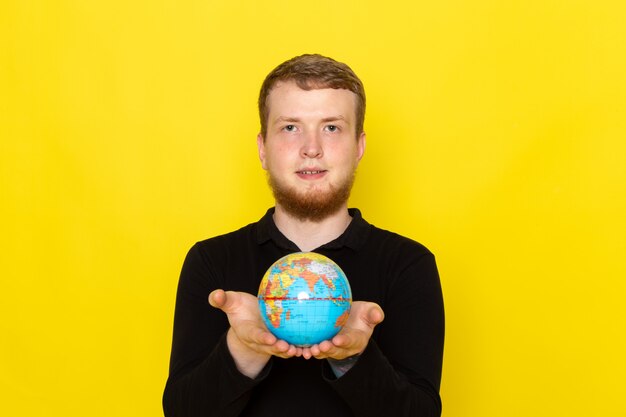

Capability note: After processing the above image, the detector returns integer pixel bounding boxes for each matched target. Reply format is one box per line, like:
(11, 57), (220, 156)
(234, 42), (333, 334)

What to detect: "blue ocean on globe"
(257, 252), (352, 347)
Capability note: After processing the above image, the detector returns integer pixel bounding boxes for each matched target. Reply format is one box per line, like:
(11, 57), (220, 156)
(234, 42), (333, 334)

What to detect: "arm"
(321, 251), (445, 417)
(163, 244), (262, 417)
(163, 245), (301, 417)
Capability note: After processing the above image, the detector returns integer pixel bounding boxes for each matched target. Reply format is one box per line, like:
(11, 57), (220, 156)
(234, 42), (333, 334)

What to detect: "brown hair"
(258, 54), (366, 138)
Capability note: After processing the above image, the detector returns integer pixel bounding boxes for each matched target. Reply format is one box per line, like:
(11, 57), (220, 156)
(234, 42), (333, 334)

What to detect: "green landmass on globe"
(258, 252), (352, 347)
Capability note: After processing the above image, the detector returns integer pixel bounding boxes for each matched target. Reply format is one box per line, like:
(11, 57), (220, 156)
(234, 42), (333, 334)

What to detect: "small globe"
(258, 252), (352, 347)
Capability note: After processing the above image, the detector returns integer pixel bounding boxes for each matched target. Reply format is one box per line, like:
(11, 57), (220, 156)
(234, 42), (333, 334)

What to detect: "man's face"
(257, 81), (366, 221)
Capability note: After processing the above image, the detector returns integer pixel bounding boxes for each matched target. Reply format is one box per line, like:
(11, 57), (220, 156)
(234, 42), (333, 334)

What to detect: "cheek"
(330, 143), (360, 162)
(265, 145), (294, 169)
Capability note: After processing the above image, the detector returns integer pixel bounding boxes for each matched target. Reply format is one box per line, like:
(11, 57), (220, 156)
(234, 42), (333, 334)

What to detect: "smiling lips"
(296, 169), (328, 180)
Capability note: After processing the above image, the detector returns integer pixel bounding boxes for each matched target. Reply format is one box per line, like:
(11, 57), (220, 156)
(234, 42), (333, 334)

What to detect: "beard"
(267, 170), (356, 222)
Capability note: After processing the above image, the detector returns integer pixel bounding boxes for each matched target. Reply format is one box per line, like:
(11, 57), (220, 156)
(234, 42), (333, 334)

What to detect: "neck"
(273, 204), (353, 252)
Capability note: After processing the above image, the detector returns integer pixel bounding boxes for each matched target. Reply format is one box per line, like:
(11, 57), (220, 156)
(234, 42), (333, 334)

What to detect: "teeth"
(302, 171), (321, 174)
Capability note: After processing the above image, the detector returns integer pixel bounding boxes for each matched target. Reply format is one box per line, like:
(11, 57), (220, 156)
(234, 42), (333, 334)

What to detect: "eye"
(283, 124), (297, 132)
(325, 125), (339, 132)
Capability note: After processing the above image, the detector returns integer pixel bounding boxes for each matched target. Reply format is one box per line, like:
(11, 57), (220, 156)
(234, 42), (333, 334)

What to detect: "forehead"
(266, 81), (358, 122)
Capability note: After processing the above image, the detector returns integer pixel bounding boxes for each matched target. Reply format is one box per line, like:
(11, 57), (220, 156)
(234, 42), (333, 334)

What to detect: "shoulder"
(354, 219), (437, 282)
(178, 221), (260, 288)
(361, 223), (439, 288)
(349, 219), (441, 303)
(349, 208), (433, 259)
(191, 221), (258, 260)
(367, 223), (434, 259)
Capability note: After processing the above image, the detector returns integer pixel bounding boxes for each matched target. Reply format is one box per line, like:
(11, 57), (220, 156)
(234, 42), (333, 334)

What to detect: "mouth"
(297, 170), (326, 175)
(295, 169), (328, 180)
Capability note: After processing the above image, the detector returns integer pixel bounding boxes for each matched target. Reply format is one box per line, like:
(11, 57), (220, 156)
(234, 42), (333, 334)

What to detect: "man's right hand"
(208, 289), (299, 378)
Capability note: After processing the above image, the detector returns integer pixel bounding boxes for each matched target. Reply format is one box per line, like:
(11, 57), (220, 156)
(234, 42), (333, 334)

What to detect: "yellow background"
(2, 1), (625, 415)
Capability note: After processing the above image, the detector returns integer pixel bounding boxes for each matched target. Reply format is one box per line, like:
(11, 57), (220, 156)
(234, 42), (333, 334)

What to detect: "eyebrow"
(273, 117), (301, 124)
(321, 116), (347, 123)
(273, 115), (348, 124)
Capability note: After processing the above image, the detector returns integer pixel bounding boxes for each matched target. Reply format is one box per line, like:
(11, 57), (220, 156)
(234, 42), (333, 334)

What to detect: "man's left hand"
(301, 301), (384, 360)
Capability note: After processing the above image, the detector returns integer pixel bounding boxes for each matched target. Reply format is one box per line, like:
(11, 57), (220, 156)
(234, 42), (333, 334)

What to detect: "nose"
(300, 131), (323, 159)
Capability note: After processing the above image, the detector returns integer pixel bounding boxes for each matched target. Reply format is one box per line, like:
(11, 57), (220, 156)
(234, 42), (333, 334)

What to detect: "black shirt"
(163, 208), (444, 417)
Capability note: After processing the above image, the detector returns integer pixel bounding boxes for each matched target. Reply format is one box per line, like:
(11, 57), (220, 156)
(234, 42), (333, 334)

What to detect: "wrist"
(327, 353), (361, 378)
(226, 328), (271, 378)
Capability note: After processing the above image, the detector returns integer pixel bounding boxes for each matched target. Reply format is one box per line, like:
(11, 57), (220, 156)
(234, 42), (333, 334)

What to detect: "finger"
(302, 346), (313, 360)
(317, 340), (334, 353)
(331, 334), (349, 348)
(260, 330), (278, 346)
(285, 344), (298, 357)
(234, 321), (271, 346)
(360, 304), (384, 328)
(210, 290), (241, 314)
(248, 326), (277, 346)
(273, 339), (290, 352)
(208, 289), (226, 308)
(367, 305), (385, 326)
(269, 341), (297, 358)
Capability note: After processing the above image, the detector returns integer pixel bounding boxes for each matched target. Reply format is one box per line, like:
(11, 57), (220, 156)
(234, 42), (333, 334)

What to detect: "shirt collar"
(256, 207), (371, 251)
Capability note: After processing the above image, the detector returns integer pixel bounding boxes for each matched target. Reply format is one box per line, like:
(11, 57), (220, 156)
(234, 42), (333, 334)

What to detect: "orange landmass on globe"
(299, 269), (322, 293)
(265, 299), (283, 328)
(335, 309), (349, 327)
(261, 269), (298, 328)
(263, 272), (292, 299)
(293, 257), (312, 268)
(320, 274), (336, 291)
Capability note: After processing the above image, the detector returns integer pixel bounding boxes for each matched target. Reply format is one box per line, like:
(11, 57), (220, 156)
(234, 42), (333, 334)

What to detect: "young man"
(163, 54), (445, 417)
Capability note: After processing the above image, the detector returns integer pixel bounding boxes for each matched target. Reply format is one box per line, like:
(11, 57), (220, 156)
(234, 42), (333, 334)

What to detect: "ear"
(257, 133), (267, 170)
(356, 131), (366, 162)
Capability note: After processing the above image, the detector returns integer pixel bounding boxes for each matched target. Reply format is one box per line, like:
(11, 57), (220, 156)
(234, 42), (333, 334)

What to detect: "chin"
(268, 174), (354, 222)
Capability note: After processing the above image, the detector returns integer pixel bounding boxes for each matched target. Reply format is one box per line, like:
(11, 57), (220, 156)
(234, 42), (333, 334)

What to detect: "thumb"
(208, 289), (233, 311)
(365, 304), (385, 327)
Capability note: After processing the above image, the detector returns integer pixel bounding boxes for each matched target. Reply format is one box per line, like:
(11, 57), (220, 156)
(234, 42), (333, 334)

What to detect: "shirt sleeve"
(327, 354), (361, 378)
(162, 243), (271, 417)
(324, 251), (445, 417)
